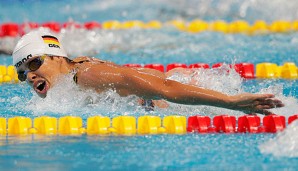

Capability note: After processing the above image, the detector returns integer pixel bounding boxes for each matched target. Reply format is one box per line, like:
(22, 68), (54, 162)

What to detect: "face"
(17, 55), (66, 98)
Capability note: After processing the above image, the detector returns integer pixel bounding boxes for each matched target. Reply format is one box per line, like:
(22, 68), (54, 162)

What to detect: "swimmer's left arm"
(77, 64), (284, 114)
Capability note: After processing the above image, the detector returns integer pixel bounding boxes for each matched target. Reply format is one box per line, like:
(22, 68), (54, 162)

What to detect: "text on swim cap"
(15, 54), (33, 68)
(48, 44), (60, 48)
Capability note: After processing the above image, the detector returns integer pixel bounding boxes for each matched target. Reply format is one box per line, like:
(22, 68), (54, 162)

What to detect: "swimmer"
(12, 29), (284, 114)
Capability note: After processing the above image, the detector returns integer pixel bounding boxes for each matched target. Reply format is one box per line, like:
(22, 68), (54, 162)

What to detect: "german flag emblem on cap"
(42, 35), (60, 48)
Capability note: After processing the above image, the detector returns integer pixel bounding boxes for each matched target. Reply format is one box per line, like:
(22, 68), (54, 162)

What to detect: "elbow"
(158, 79), (178, 99)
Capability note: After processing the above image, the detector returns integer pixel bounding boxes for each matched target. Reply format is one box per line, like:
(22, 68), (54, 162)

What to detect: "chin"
(37, 92), (47, 98)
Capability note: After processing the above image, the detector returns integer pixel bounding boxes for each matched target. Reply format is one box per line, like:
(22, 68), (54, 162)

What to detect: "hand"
(230, 93), (284, 115)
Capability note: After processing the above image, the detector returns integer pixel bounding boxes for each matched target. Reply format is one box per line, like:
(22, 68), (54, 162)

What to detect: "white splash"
(164, 65), (250, 116)
(25, 74), (144, 117)
(258, 85), (298, 118)
(257, 85), (298, 158)
(0, 36), (19, 55)
(167, 64), (244, 95)
(259, 120), (298, 157)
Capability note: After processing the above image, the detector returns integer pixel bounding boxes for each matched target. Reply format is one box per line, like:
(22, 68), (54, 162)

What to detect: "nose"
(26, 72), (37, 83)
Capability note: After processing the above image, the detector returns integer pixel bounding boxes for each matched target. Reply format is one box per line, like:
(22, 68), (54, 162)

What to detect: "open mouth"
(37, 81), (46, 91)
(34, 80), (49, 97)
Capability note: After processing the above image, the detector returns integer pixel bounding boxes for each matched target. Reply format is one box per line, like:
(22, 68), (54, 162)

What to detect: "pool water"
(0, 0), (298, 170)
(0, 134), (296, 171)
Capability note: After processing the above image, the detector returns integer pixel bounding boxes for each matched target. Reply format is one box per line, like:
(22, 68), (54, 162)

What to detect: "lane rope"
(1, 20), (298, 37)
(1, 114), (297, 135)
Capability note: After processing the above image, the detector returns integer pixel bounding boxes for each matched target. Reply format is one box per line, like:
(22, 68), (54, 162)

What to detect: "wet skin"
(18, 56), (285, 115)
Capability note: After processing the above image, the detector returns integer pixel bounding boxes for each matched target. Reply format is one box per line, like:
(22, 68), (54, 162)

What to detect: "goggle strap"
(24, 70), (29, 76)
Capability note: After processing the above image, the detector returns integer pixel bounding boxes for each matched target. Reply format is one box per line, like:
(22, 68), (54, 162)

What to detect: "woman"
(12, 29), (284, 114)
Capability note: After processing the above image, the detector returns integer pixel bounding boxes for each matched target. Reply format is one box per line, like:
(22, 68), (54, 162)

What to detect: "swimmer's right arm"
(77, 64), (284, 114)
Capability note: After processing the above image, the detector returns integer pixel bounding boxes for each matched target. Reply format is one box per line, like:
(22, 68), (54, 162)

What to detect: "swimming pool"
(0, 0), (298, 170)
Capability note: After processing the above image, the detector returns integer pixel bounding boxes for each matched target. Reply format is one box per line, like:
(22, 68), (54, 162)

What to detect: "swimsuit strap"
(73, 73), (78, 84)
(71, 57), (91, 84)
(71, 57), (110, 84)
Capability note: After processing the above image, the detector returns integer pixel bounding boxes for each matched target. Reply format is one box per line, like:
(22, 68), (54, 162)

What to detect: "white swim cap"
(12, 28), (68, 69)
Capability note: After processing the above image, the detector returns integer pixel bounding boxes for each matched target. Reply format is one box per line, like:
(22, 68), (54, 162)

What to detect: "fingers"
(248, 101), (284, 115)
(252, 102), (283, 114)
(242, 99), (284, 115)
(253, 97), (284, 108)
(256, 105), (272, 109)
(255, 101), (284, 108)
(234, 93), (285, 115)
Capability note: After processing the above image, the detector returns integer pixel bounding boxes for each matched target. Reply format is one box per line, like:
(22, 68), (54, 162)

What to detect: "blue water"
(1, 0), (298, 170)
(0, 134), (296, 171)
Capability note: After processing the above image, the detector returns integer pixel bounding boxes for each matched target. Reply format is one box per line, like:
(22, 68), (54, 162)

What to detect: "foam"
(259, 120), (298, 157)
(0, 37), (18, 55)
(25, 73), (144, 117)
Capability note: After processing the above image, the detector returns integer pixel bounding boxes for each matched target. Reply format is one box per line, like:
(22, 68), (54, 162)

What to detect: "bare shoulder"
(74, 60), (123, 83)
(72, 56), (121, 84)
(73, 61), (134, 93)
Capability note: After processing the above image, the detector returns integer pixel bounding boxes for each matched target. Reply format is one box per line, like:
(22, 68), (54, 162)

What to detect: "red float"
(288, 114), (298, 124)
(187, 115), (211, 133)
(238, 115), (260, 133)
(233, 63), (255, 79)
(263, 114), (285, 133)
(84, 21), (101, 30)
(212, 63), (223, 68)
(213, 115), (236, 133)
(0, 23), (19, 37)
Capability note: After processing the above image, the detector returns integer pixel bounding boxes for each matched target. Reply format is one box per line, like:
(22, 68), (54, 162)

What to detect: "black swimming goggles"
(17, 55), (46, 82)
